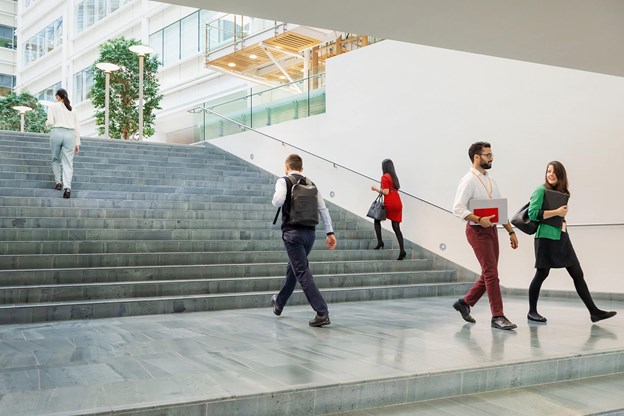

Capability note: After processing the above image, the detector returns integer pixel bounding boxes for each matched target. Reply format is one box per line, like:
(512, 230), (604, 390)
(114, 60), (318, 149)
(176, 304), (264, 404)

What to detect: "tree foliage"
(0, 92), (49, 133)
(90, 36), (162, 140)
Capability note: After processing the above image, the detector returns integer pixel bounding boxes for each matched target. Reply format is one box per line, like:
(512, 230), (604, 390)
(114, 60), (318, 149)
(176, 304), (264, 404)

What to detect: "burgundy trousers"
(463, 223), (504, 317)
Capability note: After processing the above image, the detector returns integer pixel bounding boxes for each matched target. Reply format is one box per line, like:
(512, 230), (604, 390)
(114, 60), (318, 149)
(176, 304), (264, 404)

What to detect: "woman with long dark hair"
(527, 161), (616, 323)
(46, 88), (80, 199)
(371, 159), (406, 260)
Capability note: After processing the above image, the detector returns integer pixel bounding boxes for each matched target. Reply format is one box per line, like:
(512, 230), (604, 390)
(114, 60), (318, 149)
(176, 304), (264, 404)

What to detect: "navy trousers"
(275, 228), (328, 315)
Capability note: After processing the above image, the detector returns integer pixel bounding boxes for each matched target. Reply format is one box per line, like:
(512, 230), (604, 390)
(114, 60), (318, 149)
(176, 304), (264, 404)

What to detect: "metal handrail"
(191, 106), (451, 213)
(190, 107), (624, 228)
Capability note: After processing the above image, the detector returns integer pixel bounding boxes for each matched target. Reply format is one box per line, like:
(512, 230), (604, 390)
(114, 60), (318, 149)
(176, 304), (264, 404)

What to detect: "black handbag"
(511, 202), (538, 235)
(366, 194), (386, 221)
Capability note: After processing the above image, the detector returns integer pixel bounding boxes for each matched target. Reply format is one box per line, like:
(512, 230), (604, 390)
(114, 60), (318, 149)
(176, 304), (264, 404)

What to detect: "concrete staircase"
(0, 132), (471, 324)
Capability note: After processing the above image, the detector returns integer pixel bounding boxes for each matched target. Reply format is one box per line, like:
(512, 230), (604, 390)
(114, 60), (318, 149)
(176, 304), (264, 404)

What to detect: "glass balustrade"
(189, 72), (326, 142)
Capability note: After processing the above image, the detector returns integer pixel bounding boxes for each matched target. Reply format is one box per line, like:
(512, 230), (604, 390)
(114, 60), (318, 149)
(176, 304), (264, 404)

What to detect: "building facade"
(15, 0), (253, 142)
(0, 0), (16, 97)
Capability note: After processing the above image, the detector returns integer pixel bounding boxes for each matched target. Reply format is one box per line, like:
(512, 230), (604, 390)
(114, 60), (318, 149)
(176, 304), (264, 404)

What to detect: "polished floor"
(0, 295), (621, 415)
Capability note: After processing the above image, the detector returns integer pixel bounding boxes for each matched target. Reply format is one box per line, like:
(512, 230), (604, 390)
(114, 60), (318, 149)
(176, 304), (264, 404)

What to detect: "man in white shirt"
(271, 154), (337, 327)
(452, 141), (519, 330)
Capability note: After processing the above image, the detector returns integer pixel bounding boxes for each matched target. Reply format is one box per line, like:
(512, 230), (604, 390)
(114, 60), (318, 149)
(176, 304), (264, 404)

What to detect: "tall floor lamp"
(129, 45), (153, 141)
(13, 106), (32, 132)
(95, 62), (120, 139)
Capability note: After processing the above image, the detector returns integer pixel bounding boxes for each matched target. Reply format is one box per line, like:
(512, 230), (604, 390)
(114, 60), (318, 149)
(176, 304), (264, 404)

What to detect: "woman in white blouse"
(46, 88), (80, 199)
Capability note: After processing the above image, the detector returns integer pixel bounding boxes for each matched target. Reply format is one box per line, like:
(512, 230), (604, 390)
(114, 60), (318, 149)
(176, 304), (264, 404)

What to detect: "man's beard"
(480, 161), (492, 170)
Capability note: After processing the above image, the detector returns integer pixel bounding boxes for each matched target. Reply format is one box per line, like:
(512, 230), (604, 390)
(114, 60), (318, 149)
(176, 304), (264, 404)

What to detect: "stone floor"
(0, 295), (621, 415)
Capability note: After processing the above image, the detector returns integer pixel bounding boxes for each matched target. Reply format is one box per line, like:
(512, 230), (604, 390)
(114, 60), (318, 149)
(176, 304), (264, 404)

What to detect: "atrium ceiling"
(161, 0), (624, 78)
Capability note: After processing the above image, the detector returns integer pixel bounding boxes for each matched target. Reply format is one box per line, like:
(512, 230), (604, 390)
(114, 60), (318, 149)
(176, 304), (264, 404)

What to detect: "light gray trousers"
(50, 127), (75, 190)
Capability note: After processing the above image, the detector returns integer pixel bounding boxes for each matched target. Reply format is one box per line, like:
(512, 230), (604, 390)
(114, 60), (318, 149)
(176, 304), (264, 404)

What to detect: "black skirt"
(534, 231), (579, 269)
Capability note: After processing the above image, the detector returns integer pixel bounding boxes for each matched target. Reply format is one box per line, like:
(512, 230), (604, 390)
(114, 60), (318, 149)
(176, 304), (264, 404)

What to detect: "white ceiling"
(161, 0), (624, 78)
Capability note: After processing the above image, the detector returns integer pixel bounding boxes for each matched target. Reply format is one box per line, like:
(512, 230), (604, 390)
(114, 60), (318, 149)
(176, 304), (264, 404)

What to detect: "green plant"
(0, 92), (49, 133)
(90, 36), (162, 140)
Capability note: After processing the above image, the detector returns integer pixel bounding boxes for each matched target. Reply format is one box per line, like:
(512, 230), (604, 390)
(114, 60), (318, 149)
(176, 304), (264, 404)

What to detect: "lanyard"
(471, 170), (493, 199)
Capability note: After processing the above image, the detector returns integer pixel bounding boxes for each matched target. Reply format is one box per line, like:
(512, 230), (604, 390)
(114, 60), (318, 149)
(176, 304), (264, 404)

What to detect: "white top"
(46, 102), (81, 145)
(272, 170), (334, 234)
(453, 167), (503, 221)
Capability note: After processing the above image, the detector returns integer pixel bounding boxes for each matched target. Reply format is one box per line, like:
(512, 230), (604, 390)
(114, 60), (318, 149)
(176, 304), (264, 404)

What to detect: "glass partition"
(190, 73), (326, 142)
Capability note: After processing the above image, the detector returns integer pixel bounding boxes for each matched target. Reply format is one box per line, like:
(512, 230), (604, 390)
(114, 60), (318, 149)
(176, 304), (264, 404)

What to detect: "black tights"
(528, 263), (602, 315)
(374, 220), (405, 252)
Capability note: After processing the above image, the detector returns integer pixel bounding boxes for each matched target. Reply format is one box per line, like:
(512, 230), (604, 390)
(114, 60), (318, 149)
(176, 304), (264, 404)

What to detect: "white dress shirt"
(453, 167), (503, 221)
(46, 102), (81, 145)
(272, 171), (334, 234)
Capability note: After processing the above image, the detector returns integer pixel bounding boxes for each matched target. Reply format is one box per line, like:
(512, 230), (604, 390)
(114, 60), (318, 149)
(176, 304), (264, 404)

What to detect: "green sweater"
(528, 186), (564, 241)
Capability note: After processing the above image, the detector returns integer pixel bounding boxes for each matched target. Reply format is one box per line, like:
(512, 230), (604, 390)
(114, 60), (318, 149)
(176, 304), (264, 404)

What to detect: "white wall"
(210, 39), (624, 294)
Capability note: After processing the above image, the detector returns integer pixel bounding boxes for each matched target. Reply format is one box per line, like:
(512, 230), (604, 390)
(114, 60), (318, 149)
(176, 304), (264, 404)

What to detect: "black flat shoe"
(63, 188), (71, 199)
(54, 183), (62, 190)
(373, 242), (384, 250)
(397, 251), (407, 261)
(527, 312), (547, 323)
(591, 311), (617, 323)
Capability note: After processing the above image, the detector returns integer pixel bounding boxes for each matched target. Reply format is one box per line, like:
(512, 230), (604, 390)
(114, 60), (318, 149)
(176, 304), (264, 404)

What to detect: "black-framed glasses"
(479, 153), (493, 158)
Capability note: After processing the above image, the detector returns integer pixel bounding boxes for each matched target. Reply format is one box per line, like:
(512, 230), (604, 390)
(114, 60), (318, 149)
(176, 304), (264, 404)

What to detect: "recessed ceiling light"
(279, 75), (286, 79)
(275, 46), (282, 49)
(228, 62), (236, 67)
(249, 54), (257, 59)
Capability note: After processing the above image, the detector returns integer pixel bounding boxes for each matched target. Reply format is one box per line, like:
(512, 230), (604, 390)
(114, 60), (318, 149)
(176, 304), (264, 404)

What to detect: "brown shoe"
(491, 316), (517, 330)
(453, 299), (476, 323)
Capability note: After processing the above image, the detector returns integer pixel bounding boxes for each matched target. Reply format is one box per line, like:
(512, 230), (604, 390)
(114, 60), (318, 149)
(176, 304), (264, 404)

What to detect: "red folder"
(474, 207), (499, 223)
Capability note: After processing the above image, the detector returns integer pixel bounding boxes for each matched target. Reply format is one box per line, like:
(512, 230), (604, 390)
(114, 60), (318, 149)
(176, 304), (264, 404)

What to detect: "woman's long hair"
(381, 159), (400, 190)
(544, 161), (569, 195)
(55, 88), (72, 111)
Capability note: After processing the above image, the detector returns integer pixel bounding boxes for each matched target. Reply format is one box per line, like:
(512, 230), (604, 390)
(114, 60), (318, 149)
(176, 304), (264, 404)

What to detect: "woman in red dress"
(371, 159), (406, 260)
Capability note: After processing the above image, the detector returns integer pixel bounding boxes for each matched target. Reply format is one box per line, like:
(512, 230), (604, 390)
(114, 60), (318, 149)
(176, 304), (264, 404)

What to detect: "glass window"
(45, 24), (54, 52)
(0, 25), (15, 49)
(0, 73), (15, 97)
(149, 30), (163, 66)
(95, 0), (105, 23)
(85, 0), (95, 28)
(181, 12), (199, 59)
(74, 72), (83, 103)
(73, 67), (93, 102)
(54, 18), (63, 48)
(76, 2), (84, 33)
(84, 67), (93, 100)
(35, 31), (44, 60)
(76, 0), (131, 33)
(163, 21), (180, 66)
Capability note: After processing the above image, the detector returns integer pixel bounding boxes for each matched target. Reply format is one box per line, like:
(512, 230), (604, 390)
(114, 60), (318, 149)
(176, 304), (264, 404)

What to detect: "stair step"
(0, 259), (436, 284)
(0, 228), (377, 241)
(0, 249), (409, 269)
(0, 282), (470, 324)
(0, 238), (383, 254)
(0, 271), (458, 302)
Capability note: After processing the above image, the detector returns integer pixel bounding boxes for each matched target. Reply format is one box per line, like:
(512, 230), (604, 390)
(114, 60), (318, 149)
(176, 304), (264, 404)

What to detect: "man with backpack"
(271, 154), (337, 327)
